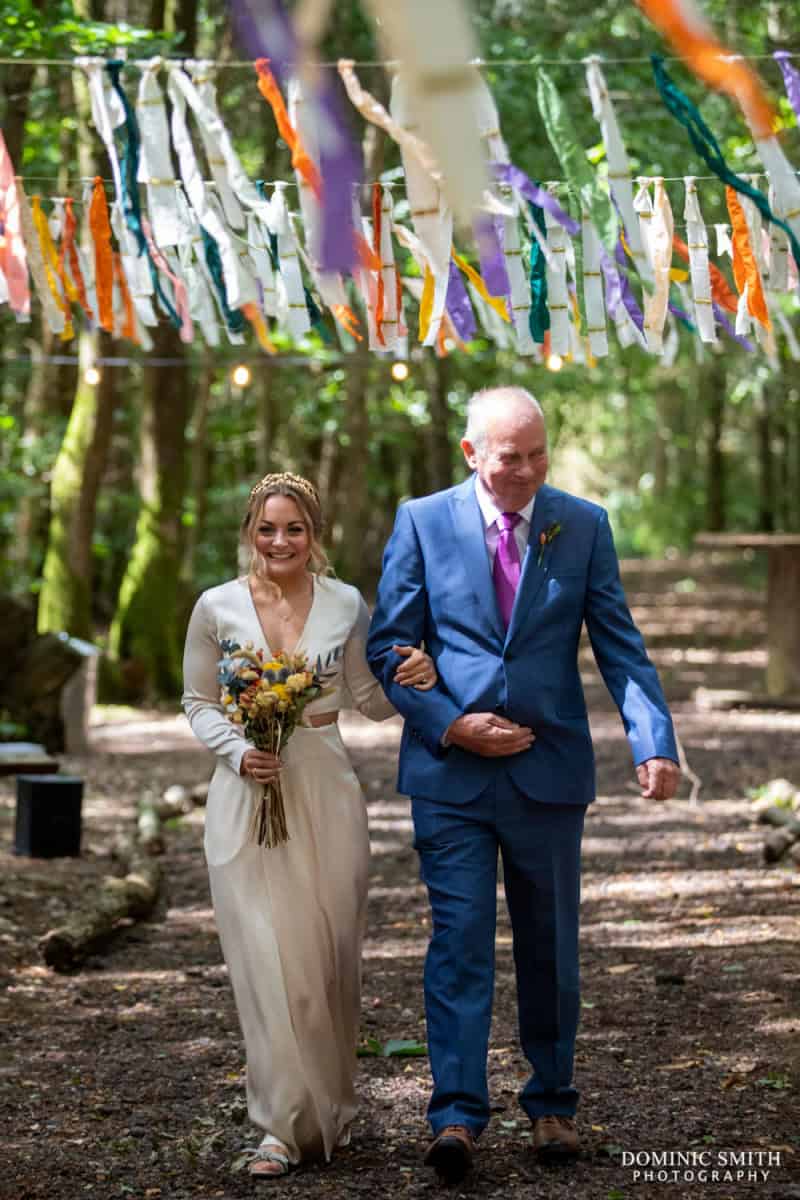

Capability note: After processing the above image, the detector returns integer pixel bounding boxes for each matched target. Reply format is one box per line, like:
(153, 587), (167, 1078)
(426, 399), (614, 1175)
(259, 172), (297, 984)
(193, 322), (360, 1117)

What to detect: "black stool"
(15, 774), (84, 858)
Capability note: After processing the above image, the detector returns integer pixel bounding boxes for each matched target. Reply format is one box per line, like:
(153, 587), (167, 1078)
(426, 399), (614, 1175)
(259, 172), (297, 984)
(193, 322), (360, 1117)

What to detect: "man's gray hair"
(464, 386), (544, 455)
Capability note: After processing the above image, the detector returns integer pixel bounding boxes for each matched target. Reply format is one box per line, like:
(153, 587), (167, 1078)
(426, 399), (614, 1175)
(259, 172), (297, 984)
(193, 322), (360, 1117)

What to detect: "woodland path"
(1, 554), (799, 1200)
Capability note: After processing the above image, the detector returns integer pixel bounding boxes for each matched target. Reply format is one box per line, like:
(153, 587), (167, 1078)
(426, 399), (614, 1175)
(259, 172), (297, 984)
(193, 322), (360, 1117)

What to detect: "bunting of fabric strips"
(651, 55), (800, 274)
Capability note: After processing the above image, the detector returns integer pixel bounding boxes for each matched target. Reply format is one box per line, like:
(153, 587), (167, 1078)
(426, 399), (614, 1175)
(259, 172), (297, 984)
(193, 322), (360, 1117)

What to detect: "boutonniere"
(537, 521), (562, 567)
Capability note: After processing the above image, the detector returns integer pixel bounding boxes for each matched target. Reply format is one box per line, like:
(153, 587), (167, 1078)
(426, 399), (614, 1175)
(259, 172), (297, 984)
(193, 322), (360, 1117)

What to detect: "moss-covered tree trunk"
(109, 324), (190, 697)
(37, 331), (118, 638)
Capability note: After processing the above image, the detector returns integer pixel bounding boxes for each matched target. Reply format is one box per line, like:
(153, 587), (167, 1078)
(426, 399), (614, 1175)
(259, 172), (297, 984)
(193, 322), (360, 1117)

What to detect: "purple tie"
(493, 511), (522, 628)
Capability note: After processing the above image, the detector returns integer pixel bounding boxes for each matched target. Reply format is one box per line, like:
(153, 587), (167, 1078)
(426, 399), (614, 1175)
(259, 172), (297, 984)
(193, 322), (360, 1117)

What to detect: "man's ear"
(460, 437), (478, 471)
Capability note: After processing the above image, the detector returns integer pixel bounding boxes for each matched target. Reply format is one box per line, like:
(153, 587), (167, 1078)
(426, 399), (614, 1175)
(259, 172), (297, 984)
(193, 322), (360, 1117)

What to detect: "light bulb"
(231, 364), (251, 388)
(84, 366), (101, 386)
(391, 361), (410, 382)
(546, 354), (563, 372)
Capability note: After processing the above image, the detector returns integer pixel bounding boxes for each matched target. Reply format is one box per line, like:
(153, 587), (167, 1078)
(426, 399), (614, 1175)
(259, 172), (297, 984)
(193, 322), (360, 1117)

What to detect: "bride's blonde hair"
(241, 472), (332, 581)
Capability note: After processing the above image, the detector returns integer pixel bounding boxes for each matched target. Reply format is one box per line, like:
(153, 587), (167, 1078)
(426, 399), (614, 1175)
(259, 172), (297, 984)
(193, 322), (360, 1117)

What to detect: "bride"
(181, 472), (436, 1178)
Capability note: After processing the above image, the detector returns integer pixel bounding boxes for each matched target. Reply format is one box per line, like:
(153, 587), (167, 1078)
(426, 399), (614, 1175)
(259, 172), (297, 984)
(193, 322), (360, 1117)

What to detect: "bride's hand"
(392, 645), (438, 691)
(241, 750), (282, 783)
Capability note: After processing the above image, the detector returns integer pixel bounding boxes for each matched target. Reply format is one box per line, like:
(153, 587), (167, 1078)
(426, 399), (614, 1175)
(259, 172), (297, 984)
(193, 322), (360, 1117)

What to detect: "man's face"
(461, 409), (549, 512)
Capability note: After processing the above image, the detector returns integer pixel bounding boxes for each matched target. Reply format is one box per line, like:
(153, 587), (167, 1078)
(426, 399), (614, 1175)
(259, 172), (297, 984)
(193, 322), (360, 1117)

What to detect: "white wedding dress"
(182, 574), (394, 1162)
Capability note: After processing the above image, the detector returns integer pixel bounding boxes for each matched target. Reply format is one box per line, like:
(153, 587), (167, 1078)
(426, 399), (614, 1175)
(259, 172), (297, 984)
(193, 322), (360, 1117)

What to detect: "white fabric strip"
(582, 214), (608, 358)
(767, 182), (790, 292)
(188, 60), (245, 231)
(136, 59), (186, 249)
(360, 0), (487, 226)
(586, 57), (651, 284)
(543, 201), (570, 356)
(642, 178), (673, 355)
(754, 135), (800, 267)
(167, 65), (258, 311)
(683, 177), (716, 344)
(268, 185), (311, 340)
(390, 73), (452, 347)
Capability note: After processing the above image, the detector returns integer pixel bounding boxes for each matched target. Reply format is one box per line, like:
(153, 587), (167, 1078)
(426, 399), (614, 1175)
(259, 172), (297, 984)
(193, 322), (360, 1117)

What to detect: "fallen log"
(39, 844), (161, 972)
(137, 803), (165, 855)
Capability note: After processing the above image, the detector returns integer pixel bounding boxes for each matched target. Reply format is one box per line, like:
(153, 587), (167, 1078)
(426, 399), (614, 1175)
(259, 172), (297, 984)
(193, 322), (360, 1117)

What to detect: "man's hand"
(445, 713), (535, 758)
(636, 757), (681, 800)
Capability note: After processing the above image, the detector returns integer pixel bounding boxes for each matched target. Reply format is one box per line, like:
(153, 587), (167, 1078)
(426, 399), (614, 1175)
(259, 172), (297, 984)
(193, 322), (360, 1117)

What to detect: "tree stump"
(767, 546), (800, 697)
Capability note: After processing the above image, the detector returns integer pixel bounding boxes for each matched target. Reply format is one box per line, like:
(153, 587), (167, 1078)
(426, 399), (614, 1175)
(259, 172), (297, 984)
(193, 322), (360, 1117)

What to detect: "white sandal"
(246, 1135), (291, 1178)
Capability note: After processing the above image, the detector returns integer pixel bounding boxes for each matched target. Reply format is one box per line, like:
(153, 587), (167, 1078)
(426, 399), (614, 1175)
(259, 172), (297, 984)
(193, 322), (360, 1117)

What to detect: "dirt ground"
(1, 554), (799, 1200)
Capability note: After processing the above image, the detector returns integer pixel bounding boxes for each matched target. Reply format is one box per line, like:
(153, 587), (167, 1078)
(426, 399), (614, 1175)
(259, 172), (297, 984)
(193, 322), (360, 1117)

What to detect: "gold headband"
(249, 471), (321, 508)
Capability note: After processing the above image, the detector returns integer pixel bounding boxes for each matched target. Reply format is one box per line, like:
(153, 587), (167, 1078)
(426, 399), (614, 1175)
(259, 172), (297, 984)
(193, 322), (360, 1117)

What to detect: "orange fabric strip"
(112, 250), (137, 342)
(255, 60), (322, 200)
(636, 0), (775, 138)
(89, 177), (114, 333)
(30, 195), (74, 341)
(354, 231), (381, 273)
(242, 302), (278, 354)
(60, 197), (93, 319)
(672, 233), (738, 315)
(725, 186), (771, 329)
(331, 303), (363, 340)
(372, 183), (386, 347)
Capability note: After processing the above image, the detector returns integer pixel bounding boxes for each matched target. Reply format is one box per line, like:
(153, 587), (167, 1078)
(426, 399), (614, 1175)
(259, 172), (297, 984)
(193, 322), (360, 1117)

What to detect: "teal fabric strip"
(105, 60), (182, 330)
(651, 54), (800, 271)
(303, 285), (331, 342)
(527, 199), (549, 343)
(201, 228), (246, 335)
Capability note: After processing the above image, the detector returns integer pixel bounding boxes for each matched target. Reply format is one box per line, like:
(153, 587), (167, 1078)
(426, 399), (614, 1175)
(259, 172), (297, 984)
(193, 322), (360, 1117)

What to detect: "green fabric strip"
(527, 198), (550, 344)
(535, 63), (619, 254)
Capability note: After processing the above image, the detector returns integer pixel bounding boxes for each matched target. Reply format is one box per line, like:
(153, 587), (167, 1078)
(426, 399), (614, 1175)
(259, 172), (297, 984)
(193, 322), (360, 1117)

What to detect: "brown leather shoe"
(424, 1124), (475, 1184)
(532, 1114), (579, 1162)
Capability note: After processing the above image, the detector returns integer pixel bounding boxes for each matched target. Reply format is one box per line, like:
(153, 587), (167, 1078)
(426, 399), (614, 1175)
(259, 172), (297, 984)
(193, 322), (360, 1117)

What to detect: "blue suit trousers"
(412, 774), (586, 1137)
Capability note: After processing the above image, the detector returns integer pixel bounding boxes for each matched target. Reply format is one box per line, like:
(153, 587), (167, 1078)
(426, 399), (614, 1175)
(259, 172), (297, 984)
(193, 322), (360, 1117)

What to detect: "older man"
(367, 386), (679, 1183)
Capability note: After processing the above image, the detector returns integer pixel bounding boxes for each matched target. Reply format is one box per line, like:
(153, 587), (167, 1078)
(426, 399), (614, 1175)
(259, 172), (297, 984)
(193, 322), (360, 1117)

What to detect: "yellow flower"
(271, 683), (291, 703)
(285, 672), (310, 693)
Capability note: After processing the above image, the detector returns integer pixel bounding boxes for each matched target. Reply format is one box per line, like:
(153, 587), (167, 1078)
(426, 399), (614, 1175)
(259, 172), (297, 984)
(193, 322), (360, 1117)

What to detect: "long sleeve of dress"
(182, 591), (254, 775)
(342, 596), (397, 722)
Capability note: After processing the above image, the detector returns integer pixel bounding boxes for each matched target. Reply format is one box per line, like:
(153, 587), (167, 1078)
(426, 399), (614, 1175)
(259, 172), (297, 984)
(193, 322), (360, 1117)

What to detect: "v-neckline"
(245, 575), (317, 659)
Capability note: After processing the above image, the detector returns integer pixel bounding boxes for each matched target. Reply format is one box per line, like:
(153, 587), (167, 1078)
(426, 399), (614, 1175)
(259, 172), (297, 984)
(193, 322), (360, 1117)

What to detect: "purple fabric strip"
(230, 0), (360, 273)
(492, 161), (580, 238)
(599, 248), (622, 319)
(474, 213), (511, 299)
(713, 301), (755, 351)
(774, 51), (800, 124)
(445, 259), (477, 342)
(612, 235), (646, 334)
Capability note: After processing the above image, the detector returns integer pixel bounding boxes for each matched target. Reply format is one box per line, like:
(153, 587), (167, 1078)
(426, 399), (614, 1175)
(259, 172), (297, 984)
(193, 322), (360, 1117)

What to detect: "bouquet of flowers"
(218, 640), (326, 848)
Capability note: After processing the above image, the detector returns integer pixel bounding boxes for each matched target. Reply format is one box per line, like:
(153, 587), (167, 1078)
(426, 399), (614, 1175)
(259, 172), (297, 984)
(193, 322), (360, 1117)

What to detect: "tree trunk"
(182, 360), (213, 585)
(37, 332), (119, 640)
(756, 388), (775, 532)
(705, 356), (727, 532)
(109, 324), (190, 698)
(425, 355), (454, 492)
(335, 350), (370, 585)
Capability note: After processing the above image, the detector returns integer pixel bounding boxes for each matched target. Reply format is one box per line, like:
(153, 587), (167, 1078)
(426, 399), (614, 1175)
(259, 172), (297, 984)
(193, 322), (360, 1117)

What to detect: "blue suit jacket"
(366, 477), (678, 806)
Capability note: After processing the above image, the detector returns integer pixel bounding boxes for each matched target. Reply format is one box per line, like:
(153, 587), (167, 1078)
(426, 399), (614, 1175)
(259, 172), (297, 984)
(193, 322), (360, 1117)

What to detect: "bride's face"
(254, 494), (311, 583)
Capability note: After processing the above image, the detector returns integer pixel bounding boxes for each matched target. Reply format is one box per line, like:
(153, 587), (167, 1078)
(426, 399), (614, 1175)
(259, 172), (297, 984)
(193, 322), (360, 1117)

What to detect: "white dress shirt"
(474, 474), (536, 567)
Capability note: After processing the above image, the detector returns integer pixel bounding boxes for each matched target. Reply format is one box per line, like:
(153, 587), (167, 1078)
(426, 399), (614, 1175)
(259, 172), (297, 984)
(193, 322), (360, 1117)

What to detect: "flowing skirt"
(208, 724), (370, 1163)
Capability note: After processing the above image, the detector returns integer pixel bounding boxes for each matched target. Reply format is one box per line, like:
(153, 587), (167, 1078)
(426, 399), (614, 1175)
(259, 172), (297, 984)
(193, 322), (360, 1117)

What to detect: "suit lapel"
(505, 484), (563, 645)
(450, 476), (505, 642)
